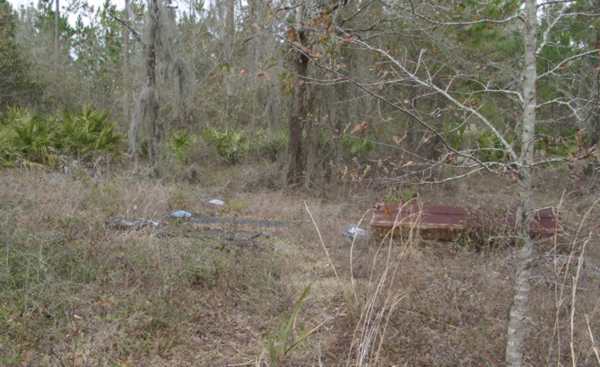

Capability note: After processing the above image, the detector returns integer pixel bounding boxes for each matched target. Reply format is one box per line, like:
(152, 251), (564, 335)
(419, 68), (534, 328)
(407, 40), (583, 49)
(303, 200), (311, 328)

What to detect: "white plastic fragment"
(170, 210), (193, 218)
(343, 225), (368, 240)
(208, 199), (225, 206)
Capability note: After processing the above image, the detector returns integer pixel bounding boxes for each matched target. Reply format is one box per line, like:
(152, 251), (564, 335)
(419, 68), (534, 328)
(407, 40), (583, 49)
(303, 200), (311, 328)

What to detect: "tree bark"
(123, 0), (131, 128)
(287, 40), (309, 185)
(54, 0), (59, 60)
(505, 0), (537, 365)
(287, 3), (309, 186)
(223, 0), (235, 120)
(129, 0), (160, 165)
(146, 0), (160, 164)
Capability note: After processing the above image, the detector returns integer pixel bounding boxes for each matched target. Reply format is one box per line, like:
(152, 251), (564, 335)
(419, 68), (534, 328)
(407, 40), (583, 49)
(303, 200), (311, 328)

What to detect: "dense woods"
(2, 0), (600, 183)
(2, 0), (600, 366)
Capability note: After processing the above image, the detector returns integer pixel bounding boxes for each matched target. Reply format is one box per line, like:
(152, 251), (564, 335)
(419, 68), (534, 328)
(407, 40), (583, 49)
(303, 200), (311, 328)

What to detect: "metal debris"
(370, 201), (559, 242)
(106, 217), (160, 231)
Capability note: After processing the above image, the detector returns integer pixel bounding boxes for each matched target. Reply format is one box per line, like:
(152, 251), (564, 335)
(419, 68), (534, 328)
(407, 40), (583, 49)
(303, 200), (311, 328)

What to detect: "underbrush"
(0, 107), (122, 168)
(200, 127), (288, 165)
(0, 170), (290, 366)
(1, 167), (600, 366)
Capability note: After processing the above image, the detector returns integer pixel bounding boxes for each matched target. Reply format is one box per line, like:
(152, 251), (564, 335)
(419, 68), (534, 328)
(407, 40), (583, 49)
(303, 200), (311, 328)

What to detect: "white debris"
(343, 225), (368, 240)
(170, 210), (193, 218)
(208, 199), (225, 206)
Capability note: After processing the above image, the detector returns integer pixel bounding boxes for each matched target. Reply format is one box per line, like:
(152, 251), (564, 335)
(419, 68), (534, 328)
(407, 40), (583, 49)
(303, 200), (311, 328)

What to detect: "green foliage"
(279, 72), (295, 96)
(0, 0), (39, 110)
(1, 108), (58, 166)
(58, 107), (122, 158)
(384, 187), (417, 204)
(168, 129), (196, 163)
(265, 285), (315, 367)
(477, 131), (506, 162)
(0, 107), (122, 167)
(202, 127), (249, 164)
(443, 121), (467, 150)
(535, 126), (580, 157)
(454, 1), (523, 62)
(253, 129), (288, 162)
(341, 135), (374, 158)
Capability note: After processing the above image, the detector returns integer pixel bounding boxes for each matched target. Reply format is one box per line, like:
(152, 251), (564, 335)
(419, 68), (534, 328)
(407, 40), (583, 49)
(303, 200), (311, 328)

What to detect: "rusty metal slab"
(505, 207), (559, 238)
(370, 201), (559, 242)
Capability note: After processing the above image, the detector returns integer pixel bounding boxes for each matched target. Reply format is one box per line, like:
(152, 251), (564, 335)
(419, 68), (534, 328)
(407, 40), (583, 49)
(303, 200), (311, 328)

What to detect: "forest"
(2, 0), (600, 365)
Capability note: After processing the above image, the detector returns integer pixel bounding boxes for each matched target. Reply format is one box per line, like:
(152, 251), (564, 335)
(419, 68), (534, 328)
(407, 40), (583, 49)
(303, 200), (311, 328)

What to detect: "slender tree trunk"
(287, 4), (309, 186)
(304, 88), (319, 189)
(248, 0), (260, 127)
(588, 16), (600, 145)
(123, 0), (131, 127)
(223, 0), (235, 120)
(146, 0), (160, 164)
(505, 0), (537, 365)
(129, 0), (160, 166)
(287, 50), (309, 185)
(54, 0), (59, 59)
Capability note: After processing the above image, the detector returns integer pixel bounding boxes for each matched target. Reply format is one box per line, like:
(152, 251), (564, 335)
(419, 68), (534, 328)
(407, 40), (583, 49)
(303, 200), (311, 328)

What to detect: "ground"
(1, 163), (599, 366)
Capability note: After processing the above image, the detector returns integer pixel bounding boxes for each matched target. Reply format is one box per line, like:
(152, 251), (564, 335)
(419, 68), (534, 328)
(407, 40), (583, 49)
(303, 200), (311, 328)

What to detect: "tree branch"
(109, 10), (143, 44)
(538, 49), (600, 80)
(346, 36), (518, 160)
(537, 2), (568, 55)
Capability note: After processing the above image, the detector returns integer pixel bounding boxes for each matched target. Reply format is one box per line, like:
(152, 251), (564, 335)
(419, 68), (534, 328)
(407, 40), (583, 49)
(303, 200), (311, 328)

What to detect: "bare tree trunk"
(588, 16), (600, 145)
(54, 0), (59, 59)
(129, 0), (160, 166)
(146, 0), (160, 164)
(304, 88), (319, 189)
(223, 0), (235, 120)
(123, 0), (131, 127)
(287, 4), (309, 186)
(505, 0), (537, 365)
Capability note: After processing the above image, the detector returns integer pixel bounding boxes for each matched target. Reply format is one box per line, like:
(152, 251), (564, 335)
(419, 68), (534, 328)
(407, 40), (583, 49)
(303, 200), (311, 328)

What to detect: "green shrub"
(1, 108), (58, 166)
(58, 107), (122, 158)
(476, 130), (506, 162)
(265, 285), (316, 367)
(535, 126), (579, 157)
(341, 134), (374, 158)
(254, 129), (288, 162)
(168, 129), (196, 163)
(0, 117), (19, 167)
(0, 107), (122, 168)
(443, 120), (467, 150)
(202, 127), (249, 164)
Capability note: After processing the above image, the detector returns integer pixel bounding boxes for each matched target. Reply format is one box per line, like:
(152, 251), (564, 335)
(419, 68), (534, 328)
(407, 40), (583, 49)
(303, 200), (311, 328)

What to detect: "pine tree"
(0, 0), (37, 111)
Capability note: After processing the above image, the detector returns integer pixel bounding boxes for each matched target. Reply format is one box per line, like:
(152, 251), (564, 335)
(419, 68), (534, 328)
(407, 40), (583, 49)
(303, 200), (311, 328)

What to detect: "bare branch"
(585, 315), (600, 366)
(537, 3), (568, 55)
(282, 36), (490, 171)
(109, 11), (143, 44)
(537, 0), (576, 7)
(346, 35), (518, 161)
(538, 49), (600, 80)
(536, 98), (584, 121)
(419, 166), (484, 185)
(407, 7), (521, 26)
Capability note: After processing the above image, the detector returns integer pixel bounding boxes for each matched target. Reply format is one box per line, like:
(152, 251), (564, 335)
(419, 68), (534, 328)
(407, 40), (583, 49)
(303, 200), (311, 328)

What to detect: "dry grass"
(1, 165), (599, 366)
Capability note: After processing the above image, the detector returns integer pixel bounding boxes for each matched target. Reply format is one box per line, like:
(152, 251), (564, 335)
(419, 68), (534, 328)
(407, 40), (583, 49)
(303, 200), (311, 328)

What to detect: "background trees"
(0, 0), (37, 110)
